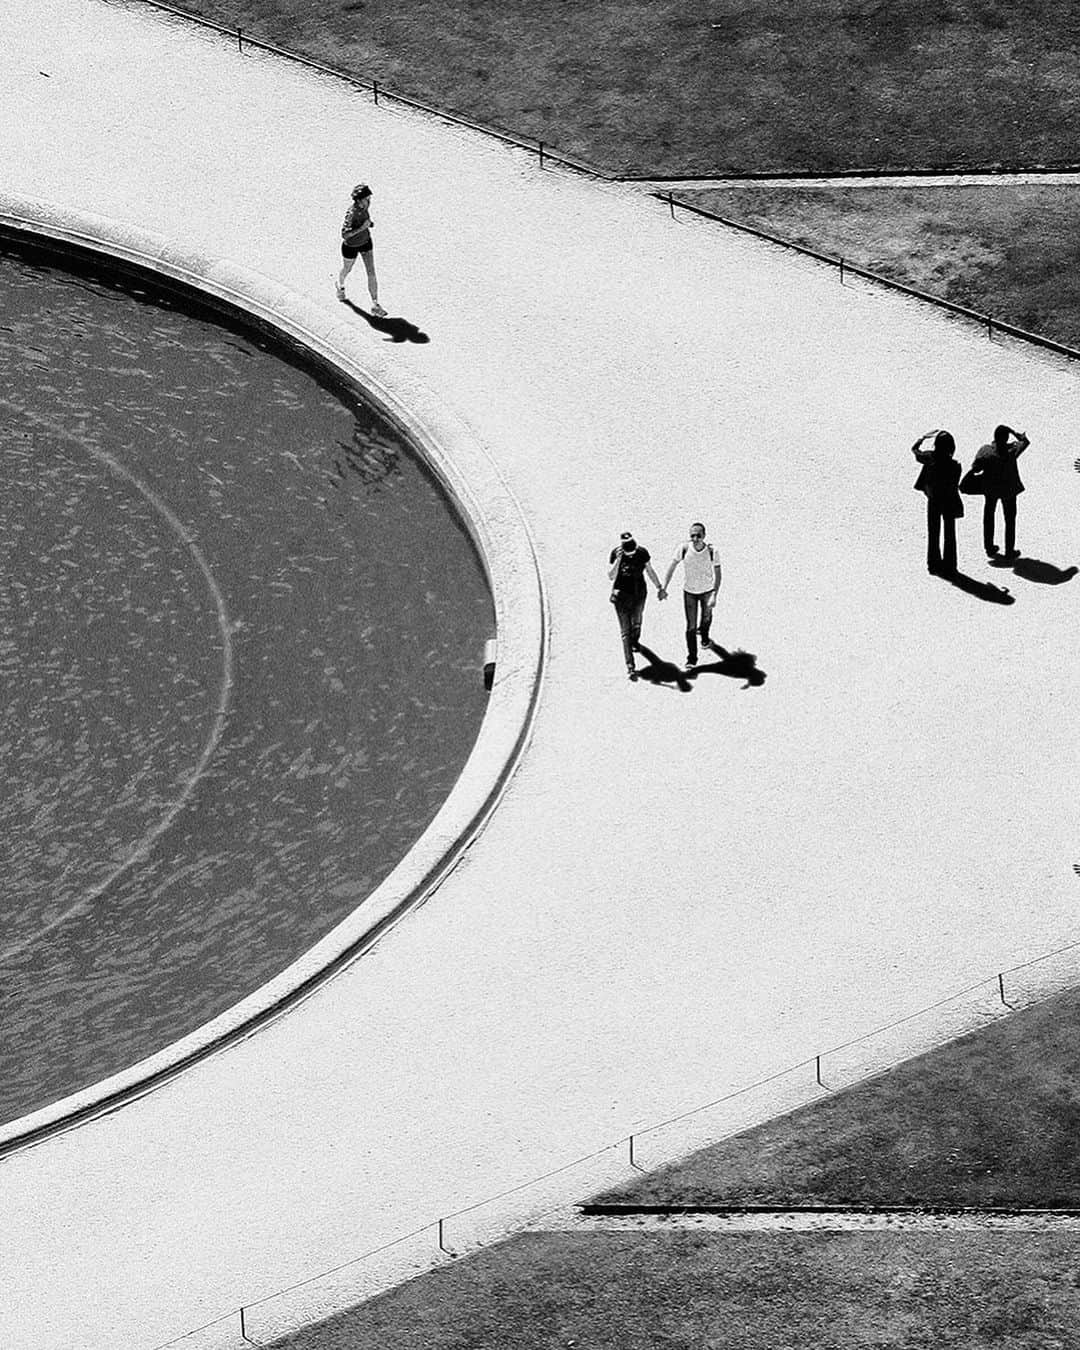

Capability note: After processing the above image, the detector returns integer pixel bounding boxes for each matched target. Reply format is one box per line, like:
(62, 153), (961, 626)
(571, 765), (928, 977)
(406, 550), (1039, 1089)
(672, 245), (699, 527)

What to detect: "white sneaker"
(371, 303), (387, 317)
(334, 282), (345, 300)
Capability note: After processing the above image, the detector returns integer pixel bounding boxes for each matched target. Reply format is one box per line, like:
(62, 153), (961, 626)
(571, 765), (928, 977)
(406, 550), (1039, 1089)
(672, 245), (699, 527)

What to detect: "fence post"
(628, 1134), (645, 1171)
(815, 1055), (824, 1089)
(237, 27), (242, 53)
(839, 257), (844, 285)
(538, 140), (545, 170)
(239, 1305), (256, 1345)
(373, 79), (379, 105)
(988, 316), (993, 339)
(668, 192), (675, 219)
(437, 1217), (453, 1255)
(998, 972), (1016, 1009)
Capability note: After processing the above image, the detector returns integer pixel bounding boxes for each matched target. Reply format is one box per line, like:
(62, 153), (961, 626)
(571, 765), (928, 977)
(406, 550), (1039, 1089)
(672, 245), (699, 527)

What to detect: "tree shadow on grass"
(338, 296), (430, 344)
(634, 643), (693, 692)
(692, 644), (767, 688)
(943, 569), (1014, 605)
(989, 555), (1078, 585)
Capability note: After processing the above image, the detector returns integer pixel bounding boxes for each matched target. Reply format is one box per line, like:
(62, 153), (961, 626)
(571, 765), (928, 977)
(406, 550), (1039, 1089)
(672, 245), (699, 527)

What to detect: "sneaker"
(986, 544), (1000, 557)
(372, 303), (388, 317)
(627, 668), (638, 682)
(335, 282), (346, 300)
(1003, 548), (1021, 560)
(685, 654), (697, 669)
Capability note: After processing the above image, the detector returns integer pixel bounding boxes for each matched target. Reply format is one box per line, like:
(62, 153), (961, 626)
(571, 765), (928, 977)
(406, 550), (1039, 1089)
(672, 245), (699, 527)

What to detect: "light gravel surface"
(2, 3), (1080, 1348)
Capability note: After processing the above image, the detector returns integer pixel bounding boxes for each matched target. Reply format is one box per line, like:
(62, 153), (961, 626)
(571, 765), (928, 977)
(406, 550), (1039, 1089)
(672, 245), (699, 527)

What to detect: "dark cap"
(619, 531), (634, 541)
(352, 183), (371, 199)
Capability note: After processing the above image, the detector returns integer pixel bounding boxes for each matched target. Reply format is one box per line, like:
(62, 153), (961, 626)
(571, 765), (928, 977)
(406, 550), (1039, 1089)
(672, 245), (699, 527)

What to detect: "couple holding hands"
(608, 524), (722, 681)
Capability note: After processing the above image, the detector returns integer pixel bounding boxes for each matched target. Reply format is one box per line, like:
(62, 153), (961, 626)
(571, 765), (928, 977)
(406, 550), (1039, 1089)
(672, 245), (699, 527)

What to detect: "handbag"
(959, 466), (985, 495)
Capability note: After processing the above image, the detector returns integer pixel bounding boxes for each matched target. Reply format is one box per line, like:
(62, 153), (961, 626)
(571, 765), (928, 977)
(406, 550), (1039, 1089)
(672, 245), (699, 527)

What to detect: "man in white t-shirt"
(659, 522), (722, 668)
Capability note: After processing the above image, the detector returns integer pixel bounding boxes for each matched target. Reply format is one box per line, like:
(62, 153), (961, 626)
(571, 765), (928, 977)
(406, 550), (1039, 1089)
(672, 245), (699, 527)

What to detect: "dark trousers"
(927, 501), (957, 574)
(615, 596), (645, 670)
(683, 590), (713, 661)
(983, 493), (1017, 555)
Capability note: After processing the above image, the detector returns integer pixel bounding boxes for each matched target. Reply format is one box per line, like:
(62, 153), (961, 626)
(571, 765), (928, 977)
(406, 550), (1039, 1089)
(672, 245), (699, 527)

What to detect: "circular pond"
(0, 234), (494, 1126)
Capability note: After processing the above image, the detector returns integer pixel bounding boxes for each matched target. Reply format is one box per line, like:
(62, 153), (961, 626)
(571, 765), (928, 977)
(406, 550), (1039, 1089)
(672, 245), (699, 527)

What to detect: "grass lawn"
(163, 0), (1080, 176)
(675, 183), (1080, 349)
(272, 1230), (1080, 1349)
(595, 985), (1080, 1209)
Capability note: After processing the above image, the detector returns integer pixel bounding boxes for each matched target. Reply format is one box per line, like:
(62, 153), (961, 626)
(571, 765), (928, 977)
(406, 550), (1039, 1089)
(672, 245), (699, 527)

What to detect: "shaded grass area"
(161, 0), (1080, 176)
(273, 1231), (1080, 1349)
(678, 184), (1080, 350)
(597, 986), (1080, 1209)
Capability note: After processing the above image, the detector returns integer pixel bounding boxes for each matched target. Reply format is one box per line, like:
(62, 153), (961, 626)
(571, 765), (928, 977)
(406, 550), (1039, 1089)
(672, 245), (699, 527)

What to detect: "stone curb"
(0, 190), (548, 1158)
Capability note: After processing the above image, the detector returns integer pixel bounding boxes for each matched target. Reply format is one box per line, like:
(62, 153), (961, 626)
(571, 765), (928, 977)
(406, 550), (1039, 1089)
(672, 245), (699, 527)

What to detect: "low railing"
(151, 933), (1080, 1347)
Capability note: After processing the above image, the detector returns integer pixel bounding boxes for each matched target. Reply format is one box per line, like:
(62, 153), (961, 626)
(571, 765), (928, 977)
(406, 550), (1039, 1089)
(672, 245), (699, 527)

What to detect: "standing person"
(912, 429), (964, 576)
(609, 531), (663, 681)
(965, 424), (1030, 559)
(659, 522), (722, 669)
(336, 183), (387, 316)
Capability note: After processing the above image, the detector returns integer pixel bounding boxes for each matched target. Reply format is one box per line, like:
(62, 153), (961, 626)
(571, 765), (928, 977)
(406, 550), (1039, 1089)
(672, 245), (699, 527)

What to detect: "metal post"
(668, 192), (675, 219)
(237, 27), (242, 52)
(998, 972), (1015, 1009)
(815, 1055), (824, 1088)
(839, 257), (844, 285)
(988, 316), (993, 339)
(437, 1217), (452, 1255)
(373, 80), (379, 105)
(539, 140), (545, 170)
(239, 1305), (256, 1345)
(628, 1134), (645, 1171)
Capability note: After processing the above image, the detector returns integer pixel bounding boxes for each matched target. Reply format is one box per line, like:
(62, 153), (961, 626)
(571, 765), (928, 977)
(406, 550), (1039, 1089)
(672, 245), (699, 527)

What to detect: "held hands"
(657, 587), (667, 600)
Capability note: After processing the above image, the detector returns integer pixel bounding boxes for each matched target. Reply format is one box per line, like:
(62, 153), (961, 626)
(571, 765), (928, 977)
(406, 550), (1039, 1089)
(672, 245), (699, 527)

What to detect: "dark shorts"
(341, 239), (373, 259)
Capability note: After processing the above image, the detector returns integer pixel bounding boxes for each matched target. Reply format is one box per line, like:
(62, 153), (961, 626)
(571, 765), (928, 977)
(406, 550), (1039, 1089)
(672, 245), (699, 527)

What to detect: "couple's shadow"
(338, 296), (429, 344)
(635, 643), (766, 692)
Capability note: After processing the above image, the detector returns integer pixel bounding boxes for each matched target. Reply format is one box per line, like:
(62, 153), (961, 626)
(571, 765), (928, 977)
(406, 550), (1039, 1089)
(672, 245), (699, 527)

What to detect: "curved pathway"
(2, 3), (1080, 1347)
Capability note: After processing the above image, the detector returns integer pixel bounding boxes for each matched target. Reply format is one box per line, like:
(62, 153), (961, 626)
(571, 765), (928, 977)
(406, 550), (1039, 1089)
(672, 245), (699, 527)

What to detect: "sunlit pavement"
(2, 3), (1080, 1347)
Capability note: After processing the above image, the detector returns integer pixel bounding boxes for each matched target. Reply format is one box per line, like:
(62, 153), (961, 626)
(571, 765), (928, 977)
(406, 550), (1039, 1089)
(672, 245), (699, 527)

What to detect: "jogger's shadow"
(338, 296), (430, 344)
(692, 644), (767, 688)
(634, 643), (694, 692)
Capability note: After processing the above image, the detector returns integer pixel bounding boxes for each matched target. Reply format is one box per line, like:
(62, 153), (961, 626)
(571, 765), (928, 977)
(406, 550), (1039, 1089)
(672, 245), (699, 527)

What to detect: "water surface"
(0, 237), (493, 1126)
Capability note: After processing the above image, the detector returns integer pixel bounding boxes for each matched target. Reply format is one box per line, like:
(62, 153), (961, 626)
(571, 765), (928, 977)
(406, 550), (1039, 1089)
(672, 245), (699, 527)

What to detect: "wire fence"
(120, 0), (1080, 375)
(149, 932), (1080, 1348)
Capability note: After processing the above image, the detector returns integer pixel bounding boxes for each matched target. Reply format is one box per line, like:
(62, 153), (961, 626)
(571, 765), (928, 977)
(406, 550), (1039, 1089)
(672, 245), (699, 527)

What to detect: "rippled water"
(0, 236), (493, 1126)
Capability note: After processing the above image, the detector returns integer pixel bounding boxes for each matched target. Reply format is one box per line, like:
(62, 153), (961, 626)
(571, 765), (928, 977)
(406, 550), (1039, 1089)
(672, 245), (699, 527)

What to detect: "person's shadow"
(988, 554), (1078, 585)
(338, 296), (430, 344)
(692, 644), (767, 688)
(942, 569), (1014, 605)
(634, 643), (693, 692)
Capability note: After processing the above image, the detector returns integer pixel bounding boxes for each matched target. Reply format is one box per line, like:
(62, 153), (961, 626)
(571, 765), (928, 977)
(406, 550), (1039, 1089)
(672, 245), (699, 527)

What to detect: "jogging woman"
(336, 183), (386, 316)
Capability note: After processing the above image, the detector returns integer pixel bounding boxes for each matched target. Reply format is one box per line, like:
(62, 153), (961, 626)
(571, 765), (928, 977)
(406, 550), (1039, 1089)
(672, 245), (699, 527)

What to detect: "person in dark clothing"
(608, 531), (663, 680)
(336, 183), (386, 316)
(912, 429), (964, 576)
(965, 424), (1030, 559)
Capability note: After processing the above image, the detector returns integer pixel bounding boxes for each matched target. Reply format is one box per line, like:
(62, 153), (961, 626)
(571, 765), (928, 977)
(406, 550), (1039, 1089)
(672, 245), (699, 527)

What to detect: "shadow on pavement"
(944, 569), (1014, 604)
(989, 555), (1078, 585)
(339, 296), (430, 344)
(692, 645), (767, 688)
(634, 643), (693, 692)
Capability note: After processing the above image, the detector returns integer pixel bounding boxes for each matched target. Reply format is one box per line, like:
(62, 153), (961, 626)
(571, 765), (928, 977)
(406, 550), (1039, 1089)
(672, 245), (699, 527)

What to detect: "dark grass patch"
(678, 183), (1080, 350)
(595, 986), (1080, 1209)
(271, 1230), (1080, 1349)
(160, 0), (1080, 175)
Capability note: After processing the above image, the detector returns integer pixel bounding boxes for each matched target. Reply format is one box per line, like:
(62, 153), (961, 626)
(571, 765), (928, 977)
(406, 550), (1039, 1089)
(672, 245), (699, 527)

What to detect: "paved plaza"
(2, 2), (1080, 1346)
